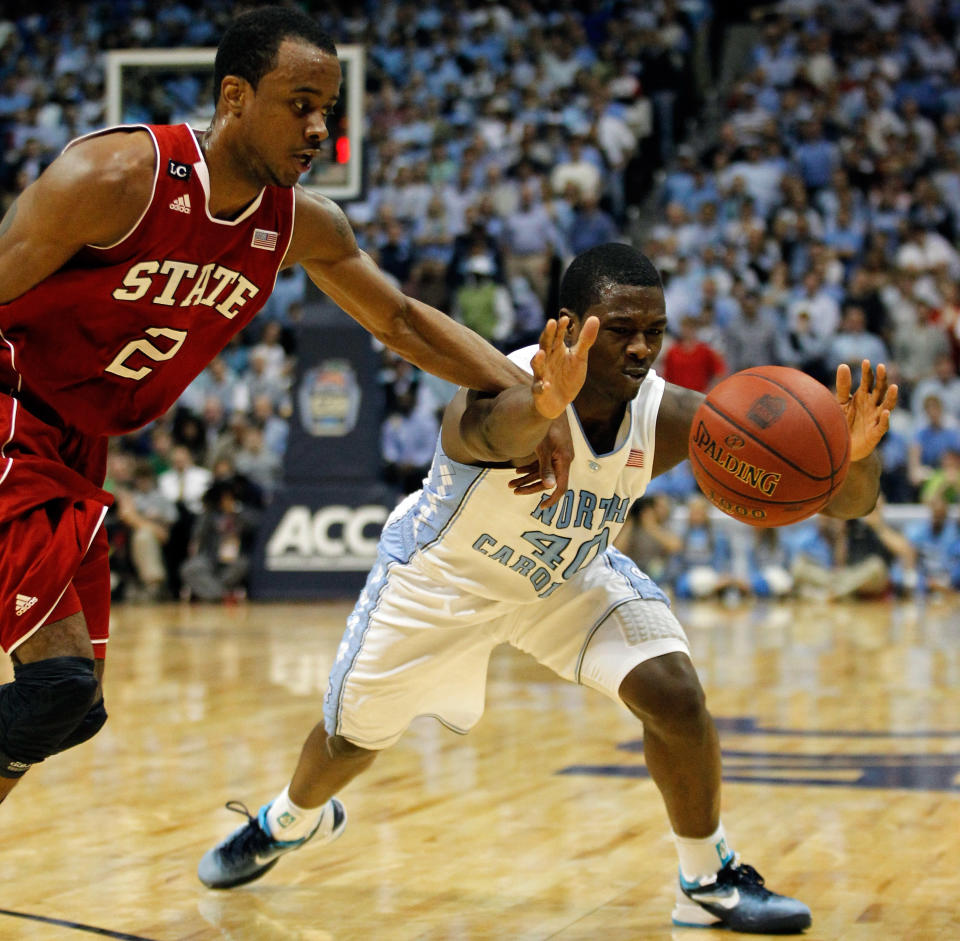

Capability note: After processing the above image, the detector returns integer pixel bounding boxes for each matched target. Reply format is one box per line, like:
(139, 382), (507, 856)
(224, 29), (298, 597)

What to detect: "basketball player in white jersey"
(199, 244), (896, 933)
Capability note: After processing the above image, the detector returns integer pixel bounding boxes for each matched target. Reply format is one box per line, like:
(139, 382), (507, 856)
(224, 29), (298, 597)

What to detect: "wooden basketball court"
(1, 595), (958, 940)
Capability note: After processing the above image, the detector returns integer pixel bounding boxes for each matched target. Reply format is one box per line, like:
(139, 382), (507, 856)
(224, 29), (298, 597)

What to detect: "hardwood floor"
(1, 595), (957, 940)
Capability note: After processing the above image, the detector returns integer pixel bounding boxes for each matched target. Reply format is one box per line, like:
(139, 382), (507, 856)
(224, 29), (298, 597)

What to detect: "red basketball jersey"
(0, 123), (295, 436)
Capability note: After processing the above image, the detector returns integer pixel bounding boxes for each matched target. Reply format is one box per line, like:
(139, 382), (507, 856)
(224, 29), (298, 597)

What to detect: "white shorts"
(323, 548), (690, 749)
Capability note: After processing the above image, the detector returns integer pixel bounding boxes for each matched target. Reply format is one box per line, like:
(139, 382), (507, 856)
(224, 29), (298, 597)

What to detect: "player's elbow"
(374, 297), (438, 370)
(371, 297), (416, 351)
(460, 419), (509, 464)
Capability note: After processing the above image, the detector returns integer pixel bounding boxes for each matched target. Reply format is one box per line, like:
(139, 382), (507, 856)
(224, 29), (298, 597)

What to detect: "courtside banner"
(250, 482), (399, 599)
(284, 322), (383, 484)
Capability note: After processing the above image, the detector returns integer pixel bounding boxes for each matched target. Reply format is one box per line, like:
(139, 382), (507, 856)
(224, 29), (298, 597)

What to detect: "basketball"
(688, 366), (851, 527)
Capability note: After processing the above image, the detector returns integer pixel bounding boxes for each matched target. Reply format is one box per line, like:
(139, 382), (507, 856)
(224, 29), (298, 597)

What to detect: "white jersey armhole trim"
(278, 188), (297, 269)
(0, 327), (21, 393)
(0, 396), (17, 488)
(64, 124), (160, 252)
(639, 370), (666, 472)
(260, 187), (296, 299)
(274, 187), (296, 280)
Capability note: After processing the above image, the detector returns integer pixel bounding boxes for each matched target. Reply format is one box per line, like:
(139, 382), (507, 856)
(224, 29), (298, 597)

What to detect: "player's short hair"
(559, 243), (663, 319)
(214, 6), (337, 105)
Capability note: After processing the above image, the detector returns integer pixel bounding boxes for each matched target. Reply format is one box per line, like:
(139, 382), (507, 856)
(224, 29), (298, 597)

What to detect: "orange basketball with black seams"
(687, 366), (851, 527)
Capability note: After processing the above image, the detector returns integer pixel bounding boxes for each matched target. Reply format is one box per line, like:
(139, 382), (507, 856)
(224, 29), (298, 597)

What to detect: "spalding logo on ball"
(688, 366), (851, 527)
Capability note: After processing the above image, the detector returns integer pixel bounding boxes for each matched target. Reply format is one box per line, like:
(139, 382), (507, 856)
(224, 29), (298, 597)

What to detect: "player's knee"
(0, 657), (100, 776)
(326, 733), (377, 765)
(619, 653), (708, 734)
(51, 697), (108, 754)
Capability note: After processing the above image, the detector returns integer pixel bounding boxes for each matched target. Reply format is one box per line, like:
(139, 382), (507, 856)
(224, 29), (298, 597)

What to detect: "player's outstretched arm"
(289, 189), (579, 500)
(821, 359), (898, 519)
(650, 383), (706, 477)
(291, 189), (533, 393)
(442, 315), (598, 466)
(0, 131), (154, 304)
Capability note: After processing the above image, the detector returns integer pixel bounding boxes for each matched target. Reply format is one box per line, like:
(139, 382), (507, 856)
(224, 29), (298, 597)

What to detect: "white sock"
(674, 822), (734, 883)
(264, 785), (326, 842)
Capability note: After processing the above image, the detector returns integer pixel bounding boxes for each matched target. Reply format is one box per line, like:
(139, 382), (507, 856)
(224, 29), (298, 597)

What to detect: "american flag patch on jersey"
(626, 449), (645, 468)
(251, 228), (279, 251)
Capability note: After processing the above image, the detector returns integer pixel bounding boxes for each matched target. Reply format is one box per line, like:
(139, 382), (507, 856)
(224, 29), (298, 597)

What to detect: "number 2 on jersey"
(104, 327), (187, 381)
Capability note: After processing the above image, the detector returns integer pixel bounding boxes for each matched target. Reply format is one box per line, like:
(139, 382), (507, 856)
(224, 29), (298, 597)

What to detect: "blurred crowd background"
(3, 0), (960, 602)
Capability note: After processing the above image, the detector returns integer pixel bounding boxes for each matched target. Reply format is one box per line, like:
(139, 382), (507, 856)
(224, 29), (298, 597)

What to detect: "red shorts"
(0, 393), (112, 659)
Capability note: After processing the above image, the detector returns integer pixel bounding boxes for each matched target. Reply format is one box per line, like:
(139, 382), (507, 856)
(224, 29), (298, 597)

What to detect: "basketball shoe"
(198, 797), (346, 889)
(672, 856), (812, 933)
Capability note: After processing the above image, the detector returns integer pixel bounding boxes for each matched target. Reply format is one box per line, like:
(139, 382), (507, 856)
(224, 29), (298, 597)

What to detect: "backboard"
(104, 45), (364, 200)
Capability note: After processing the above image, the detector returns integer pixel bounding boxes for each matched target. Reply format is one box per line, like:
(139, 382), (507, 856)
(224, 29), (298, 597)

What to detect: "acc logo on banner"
(265, 504), (388, 571)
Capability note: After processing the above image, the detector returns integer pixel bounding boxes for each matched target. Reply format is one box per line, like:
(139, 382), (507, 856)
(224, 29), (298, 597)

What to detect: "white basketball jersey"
(378, 346), (666, 604)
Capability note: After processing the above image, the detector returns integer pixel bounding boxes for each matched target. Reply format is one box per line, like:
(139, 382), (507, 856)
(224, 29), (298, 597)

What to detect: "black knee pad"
(0, 657), (99, 777)
(51, 697), (107, 754)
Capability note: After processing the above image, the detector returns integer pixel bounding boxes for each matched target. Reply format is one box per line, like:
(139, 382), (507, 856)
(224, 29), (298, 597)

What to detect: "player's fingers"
(573, 315), (600, 358)
(549, 450), (569, 497)
(538, 485), (564, 508)
(530, 349), (546, 382)
(873, 362), (888, 399)
(512, 480), (551, 496)
(836, 363), (852, 402)
(539, 318), (558, 351)
(535, 460), (568, 507)
(534, 448), (557, 492)
(860, 359), (874, 394)
(508, 470), (541, 490)
(508, 467), (541, 489)
(883, 382), (899, 411)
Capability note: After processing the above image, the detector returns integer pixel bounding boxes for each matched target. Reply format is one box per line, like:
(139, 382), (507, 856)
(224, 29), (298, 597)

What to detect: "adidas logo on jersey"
(169, 194), (191, 214)
(15, 594), (38, 617)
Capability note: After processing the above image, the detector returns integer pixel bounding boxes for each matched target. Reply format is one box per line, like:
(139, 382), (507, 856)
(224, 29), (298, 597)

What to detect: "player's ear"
(219, 75), (247, 115)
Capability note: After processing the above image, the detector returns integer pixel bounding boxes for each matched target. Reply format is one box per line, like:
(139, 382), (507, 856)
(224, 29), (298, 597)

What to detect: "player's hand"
(506, 316), (596, 506)
(836, 360), (898, 462)
(530, 315), (599, 420)
(508, 414), (573, 508)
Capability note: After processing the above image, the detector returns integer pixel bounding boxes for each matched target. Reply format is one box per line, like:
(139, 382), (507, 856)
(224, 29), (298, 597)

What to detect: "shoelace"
(716, 860), (773, 898)
(218, 800), (273, 864)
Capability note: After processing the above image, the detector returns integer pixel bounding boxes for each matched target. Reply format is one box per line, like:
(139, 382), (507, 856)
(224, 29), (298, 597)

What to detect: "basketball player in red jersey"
(0, 7), (567, 803)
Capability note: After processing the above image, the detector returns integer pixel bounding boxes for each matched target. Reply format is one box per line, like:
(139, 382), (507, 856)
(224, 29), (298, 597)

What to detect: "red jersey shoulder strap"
(147, 123), (204, 174)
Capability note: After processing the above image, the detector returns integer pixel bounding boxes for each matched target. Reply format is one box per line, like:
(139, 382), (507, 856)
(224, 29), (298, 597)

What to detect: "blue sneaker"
(198, 798), (347, 889)
(673, 857), (811, 934)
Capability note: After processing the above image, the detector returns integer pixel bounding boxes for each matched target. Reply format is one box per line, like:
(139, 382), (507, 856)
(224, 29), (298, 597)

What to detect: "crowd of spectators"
(0, 0), (708, 599)
(616, 492), (960, 601)
(3, 0), (960, 602)
(646, 0), (960, 514)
